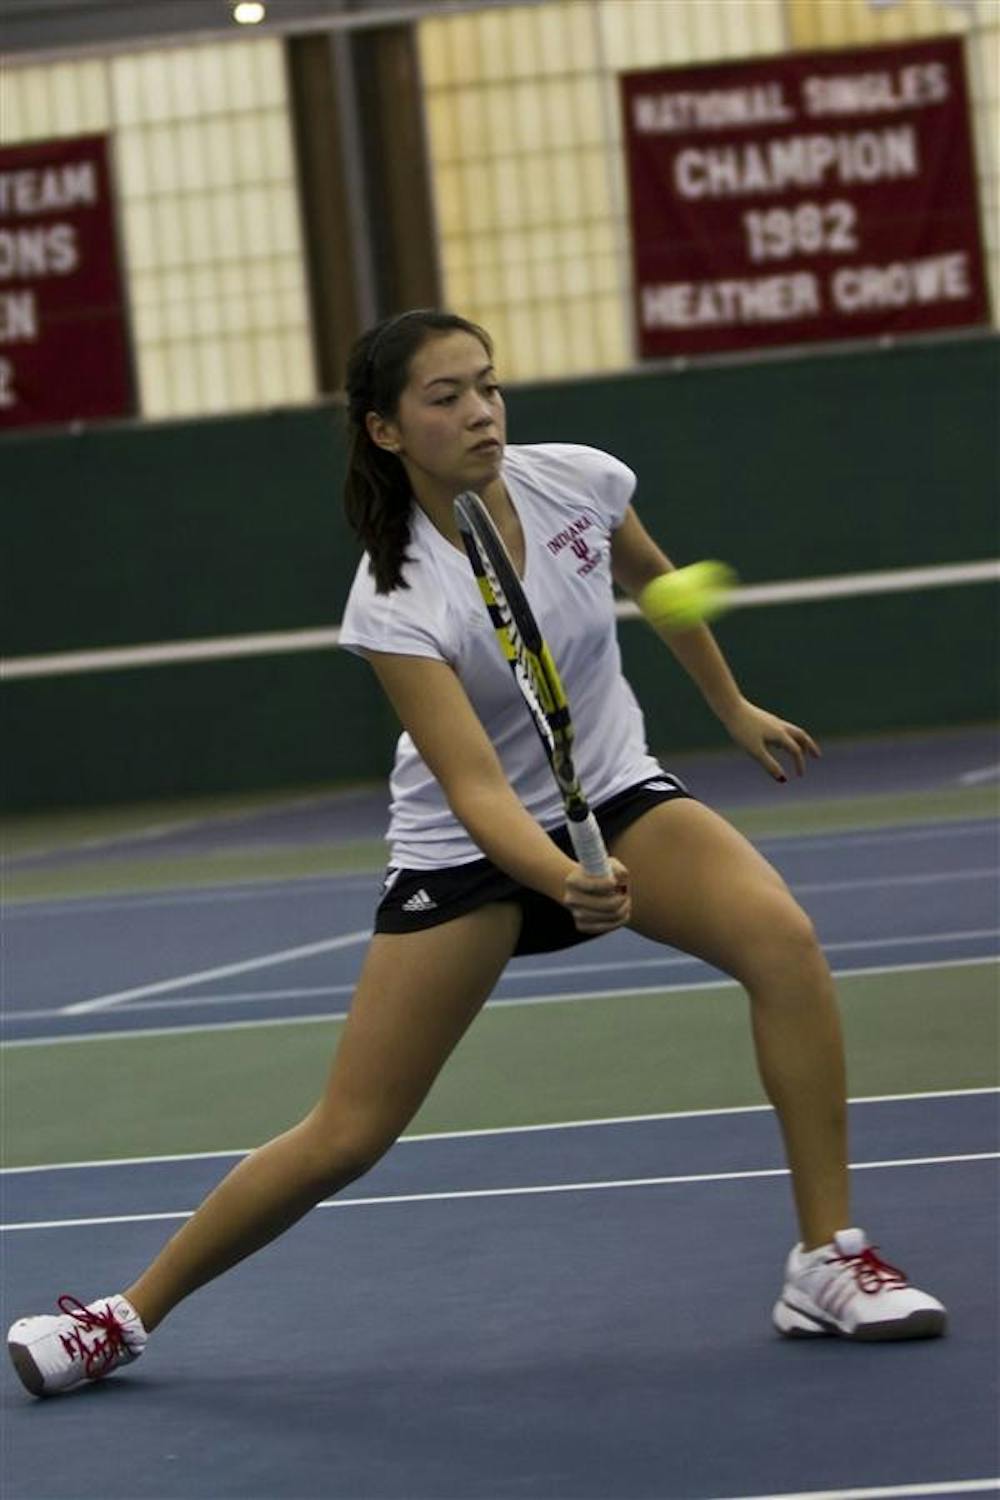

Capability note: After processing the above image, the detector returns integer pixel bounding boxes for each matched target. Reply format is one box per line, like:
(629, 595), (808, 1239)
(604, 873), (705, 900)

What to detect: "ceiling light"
(232, 1), (266, 23)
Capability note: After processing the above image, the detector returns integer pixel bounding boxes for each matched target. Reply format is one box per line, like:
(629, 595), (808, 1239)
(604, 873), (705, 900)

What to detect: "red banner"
(0, 134), (133, 429)
(620, 37), (991, 358)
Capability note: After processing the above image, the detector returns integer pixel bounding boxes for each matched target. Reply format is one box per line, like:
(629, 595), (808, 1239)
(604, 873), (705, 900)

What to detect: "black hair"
(343, 308), (494, 593)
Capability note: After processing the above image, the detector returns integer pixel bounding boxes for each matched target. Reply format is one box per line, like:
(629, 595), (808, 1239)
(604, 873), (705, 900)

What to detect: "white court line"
(30, 891), (1000, 1022)
(3, 926), (993, 1027)
(960, 764), (1000, 786)
(1, 1151), (996, 1233)
(4, 954), (995, 1049)
(709, 1477), (1000, 1499)
(794, 869), (996, 894)
(2, 1087), (996, 1176)
(60, 928), (372, 1015)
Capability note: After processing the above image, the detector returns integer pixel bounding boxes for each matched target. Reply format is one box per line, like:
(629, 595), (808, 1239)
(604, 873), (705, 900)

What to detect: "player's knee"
(300, 1109), (397, 1194)
(743, 895), (825, 990)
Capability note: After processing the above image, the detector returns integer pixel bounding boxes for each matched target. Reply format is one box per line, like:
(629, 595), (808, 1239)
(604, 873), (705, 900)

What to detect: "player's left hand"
(721, 698), (821, 782)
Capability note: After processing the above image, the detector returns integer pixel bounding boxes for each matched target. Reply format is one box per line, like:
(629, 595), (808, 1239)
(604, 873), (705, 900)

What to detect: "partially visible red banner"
(0, 134), (133, 429)
(620, 37), (991, 358)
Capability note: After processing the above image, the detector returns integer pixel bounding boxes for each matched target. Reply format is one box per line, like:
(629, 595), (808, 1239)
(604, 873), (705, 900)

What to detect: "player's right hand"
(563, 857), (631, 933)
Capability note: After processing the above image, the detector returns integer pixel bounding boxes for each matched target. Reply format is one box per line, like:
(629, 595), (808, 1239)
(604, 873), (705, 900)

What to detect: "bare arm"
(611, 505), (819, 781)
(365, 651), (629, 931)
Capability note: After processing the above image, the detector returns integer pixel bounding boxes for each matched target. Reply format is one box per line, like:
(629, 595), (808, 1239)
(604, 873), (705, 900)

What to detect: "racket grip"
(567, 811), (611, 878)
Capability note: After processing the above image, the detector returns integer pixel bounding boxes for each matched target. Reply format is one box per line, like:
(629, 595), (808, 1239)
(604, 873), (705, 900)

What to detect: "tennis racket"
(453, 491), (611, 878)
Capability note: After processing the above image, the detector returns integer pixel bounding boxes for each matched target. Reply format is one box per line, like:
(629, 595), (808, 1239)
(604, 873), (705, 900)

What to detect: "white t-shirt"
(339, 443), (662, 868)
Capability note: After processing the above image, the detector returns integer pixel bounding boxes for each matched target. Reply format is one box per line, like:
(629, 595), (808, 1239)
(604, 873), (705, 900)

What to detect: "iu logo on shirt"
(546, 515), (603, 578)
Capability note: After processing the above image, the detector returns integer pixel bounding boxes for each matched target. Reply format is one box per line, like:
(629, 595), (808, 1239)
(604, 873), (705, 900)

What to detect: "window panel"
(435, 168), (466, 237)
(449, 16), (483, 86)
(175, 122), (209, 194)
(564, 1), (599, 72)
(136, 54), (174, 124)
(511, 81), (548, 153)
(494, 158), (525, 225)
(224, 44), (261, 113)
(194, 47), (231, 116)
(522, 156), (553, 228)
(444, 262), (473, 308)
(478, 10), (511, 82)
(110, 56), (142, 126)
(485, 85), (514, 160)
(198, 342), (229, 406)
(507, 305), (538, 373)
(534, 6), (571, 77)
(279, 283), (309, 328)
(164, 52), (200, 121)
(50, 64), (81, 135)
(166, 343), (203, 414)
(24, 70), (56, 138)
(544, 80), (576, 150)
(567, 301), (598, 368)
(552, 155), (584, 222)
(122, 201), (156, 272)
(199, 118), (234, 189)
(460, 161), (496, 234)
(156, 197), (192, 269)
(193, 271), (223, 338)
(280, 332), (314, 402)
(690, 0), (730, 61)
(4, 43), (313, 417)
(509, 9), (548, 80)
(252, 37), (288, 108)
(147, 125), (180, 195)
(631, 1), (667, 66)
(571, 75), (606, 149)
(163, 273), (193, 342)
(420, 0), (814, 382)
(226, 336), (259, 405)
(426, 95), (458, 164)
(253, 334), (283, 396)
(138, 346), (170, 415)
(0, 35), (315, 419)
(456, 88), (490, 160)
(418, 19), (451, 90)
(114, 132), (147, 198)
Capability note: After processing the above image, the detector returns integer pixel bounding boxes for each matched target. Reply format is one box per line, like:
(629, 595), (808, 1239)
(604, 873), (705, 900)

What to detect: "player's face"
(374, 331), (506, 499)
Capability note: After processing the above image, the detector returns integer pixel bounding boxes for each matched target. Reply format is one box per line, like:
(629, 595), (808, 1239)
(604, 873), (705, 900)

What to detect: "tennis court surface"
(2, 725), (998, 1500)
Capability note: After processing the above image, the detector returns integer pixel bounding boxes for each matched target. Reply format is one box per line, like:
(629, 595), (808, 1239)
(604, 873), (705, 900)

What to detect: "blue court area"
(2, 727), (999, 1499)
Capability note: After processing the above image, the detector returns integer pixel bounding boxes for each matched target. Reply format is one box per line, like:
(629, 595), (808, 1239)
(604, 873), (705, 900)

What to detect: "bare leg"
(612, 799), (849, 1248)
(125, 903), (522, 1330)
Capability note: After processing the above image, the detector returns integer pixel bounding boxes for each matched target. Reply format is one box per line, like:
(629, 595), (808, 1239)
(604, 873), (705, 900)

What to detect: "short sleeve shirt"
(339, 443), (661, 867)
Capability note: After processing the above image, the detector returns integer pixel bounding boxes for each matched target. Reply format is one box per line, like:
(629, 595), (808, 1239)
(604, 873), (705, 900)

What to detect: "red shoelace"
(56, 1295), (129, 1378)
(829, 1245), (909, 1295)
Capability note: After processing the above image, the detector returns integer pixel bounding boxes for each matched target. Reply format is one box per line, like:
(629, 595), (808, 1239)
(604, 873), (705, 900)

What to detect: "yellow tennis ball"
(637, 561), (737, 633)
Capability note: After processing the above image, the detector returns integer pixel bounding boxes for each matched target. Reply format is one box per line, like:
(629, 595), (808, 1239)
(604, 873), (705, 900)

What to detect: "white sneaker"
(8, 1294), (147, 1396)
(773, 1228), (947, 1341)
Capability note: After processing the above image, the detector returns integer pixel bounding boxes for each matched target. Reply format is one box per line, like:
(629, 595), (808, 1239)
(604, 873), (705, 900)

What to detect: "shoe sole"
(774, 1298), (947, 1341)
(8, 1341), (45, 1397)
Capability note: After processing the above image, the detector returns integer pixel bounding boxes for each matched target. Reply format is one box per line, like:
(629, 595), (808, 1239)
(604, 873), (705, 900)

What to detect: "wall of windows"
(418, 0), (787, 379)
(419, 0), (999, 382)
(3, 38), (315, 417)
(2, 1), (996, 411)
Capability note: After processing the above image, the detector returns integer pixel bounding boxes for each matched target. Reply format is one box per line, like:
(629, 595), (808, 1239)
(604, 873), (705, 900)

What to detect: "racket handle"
(567, 811), (611, 878)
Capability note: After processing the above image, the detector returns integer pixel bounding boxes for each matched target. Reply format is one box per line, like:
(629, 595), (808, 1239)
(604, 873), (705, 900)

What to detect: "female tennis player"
(8, 309), (946, 1397)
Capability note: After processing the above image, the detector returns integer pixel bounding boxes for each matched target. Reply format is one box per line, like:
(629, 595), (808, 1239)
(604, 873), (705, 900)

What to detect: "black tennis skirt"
(374, 771), (691, 955)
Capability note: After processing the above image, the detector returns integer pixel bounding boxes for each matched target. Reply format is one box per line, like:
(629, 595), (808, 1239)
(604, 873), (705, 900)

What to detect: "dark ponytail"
(344, 309), (493, 593)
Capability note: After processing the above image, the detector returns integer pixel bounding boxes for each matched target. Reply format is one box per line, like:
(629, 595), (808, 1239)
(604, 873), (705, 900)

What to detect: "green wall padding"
(3, 335), (997, 811)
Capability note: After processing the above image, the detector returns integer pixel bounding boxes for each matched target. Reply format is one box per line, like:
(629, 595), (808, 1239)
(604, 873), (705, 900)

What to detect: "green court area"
(3, 960), (996, 1169)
